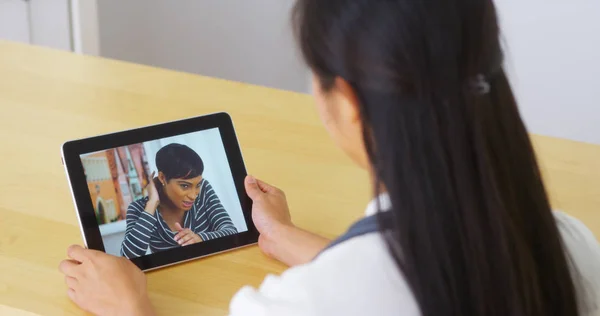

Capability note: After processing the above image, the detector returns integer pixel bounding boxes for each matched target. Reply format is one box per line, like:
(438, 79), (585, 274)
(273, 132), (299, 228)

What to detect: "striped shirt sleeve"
(120, 198), (157, 258)
(196, 181), (238, 241)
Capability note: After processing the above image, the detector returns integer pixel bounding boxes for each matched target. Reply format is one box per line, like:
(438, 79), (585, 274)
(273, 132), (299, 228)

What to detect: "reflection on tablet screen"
(79, 128), (249, 258)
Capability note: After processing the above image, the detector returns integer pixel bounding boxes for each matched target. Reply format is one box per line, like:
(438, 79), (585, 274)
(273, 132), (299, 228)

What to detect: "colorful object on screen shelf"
(81, 144), (151, 225)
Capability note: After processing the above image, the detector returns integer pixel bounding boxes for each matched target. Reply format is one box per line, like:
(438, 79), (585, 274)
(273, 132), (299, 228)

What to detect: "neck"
(158, 202), (185, 217)
(157, 189), (185, 215)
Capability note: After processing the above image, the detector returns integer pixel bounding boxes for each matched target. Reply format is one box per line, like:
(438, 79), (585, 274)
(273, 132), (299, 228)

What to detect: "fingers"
(65, 276), (78, 290)
(67, 245), (90, 263)
(174, 222), (184, 231)
(182, 234), (201, 246)
(245, 175), (265, 200)
(59, 259), (82, 278)
(256, 178), (277, 194)
(67, 288), (78, 304)
(174, 228), (191, 242)
(177, 232), (196, 245)
(251, 176), (281, 194)
(182, 238), (199, 246)
(146, 171), (156, 189)
(246, 175), (284, 197)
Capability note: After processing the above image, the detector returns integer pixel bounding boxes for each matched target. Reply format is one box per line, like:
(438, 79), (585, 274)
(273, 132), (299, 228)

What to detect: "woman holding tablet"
(59, 0), (600, 315)
(121, 143), (238, 258)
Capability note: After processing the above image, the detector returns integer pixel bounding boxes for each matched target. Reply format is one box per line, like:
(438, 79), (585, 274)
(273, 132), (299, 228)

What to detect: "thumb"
(174, 222), (183, 231)
(245, 175), (263, 201)
(67, 245), (90, 263)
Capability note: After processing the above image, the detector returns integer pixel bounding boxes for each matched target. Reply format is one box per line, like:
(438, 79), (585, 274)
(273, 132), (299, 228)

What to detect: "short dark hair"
(155, 144), (204, 181)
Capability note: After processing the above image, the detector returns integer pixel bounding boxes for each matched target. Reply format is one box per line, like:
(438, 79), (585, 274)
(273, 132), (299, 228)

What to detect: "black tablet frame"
(61, 112), (257, 271)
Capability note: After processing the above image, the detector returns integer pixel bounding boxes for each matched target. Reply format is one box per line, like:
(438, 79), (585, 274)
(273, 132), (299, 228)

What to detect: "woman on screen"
(120, 143), (238, 258)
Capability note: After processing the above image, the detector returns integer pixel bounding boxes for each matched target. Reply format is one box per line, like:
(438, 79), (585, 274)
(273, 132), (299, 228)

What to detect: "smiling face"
(158, 172), (203, 211)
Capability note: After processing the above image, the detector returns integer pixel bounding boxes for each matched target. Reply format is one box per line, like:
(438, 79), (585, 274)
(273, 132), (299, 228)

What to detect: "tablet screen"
(79, 128), (248, 258)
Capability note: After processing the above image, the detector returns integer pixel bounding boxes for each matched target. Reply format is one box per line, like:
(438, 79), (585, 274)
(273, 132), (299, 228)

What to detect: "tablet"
(61, 112), (258, 271)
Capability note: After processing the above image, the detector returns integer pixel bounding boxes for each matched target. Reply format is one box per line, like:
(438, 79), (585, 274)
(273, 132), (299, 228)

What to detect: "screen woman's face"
(163, 175), (203, 211)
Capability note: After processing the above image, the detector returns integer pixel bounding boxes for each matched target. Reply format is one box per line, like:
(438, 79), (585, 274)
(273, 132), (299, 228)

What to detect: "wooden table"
(0, 41), (598, 315)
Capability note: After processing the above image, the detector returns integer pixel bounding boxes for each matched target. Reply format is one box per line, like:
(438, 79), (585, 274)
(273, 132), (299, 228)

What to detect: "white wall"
(496, 0), (600, 144)
(0, 1), (30, 43)
(95, 0), (309, 92)
(28, 0), (72, 50)
(82, 0), (599, 143)
(0, 0), (72, 51)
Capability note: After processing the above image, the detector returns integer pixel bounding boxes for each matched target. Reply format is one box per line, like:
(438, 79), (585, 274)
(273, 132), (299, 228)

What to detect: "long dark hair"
(293, 1), (580, 315)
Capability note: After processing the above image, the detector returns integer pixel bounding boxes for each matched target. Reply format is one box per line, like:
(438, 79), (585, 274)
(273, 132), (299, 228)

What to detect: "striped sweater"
(120, 179), (238, 258)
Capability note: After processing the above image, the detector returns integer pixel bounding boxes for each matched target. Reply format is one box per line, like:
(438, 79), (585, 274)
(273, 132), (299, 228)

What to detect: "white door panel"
(29, 0), (72, 50)
(0, 0), (30, 43)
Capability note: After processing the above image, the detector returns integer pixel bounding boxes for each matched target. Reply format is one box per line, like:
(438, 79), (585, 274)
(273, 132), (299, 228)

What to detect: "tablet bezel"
(61, 112), (258, 271)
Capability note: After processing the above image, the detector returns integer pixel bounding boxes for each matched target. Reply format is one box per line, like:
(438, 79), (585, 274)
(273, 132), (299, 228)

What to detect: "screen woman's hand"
(174, 222), (203, 246)
(59, 245), (155, 316)
(145, 171), (160, 215)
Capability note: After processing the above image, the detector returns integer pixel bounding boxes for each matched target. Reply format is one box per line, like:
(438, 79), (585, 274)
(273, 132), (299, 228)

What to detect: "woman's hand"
(244, 176), (293, 254)
(174, 223), (203, 246)
(58, 245), (154, 316)
(145, 171), (160, 215)
(245, 176), (331, 266)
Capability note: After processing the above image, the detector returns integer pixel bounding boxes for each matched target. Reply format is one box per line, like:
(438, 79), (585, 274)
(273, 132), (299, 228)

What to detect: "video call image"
(79, 128), (248, 258)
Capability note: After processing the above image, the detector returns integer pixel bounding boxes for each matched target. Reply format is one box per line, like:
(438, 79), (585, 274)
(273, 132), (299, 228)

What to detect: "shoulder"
(554, 212), (599, 246)
(197, 179), (214, 195)
(229, 232), (419, 316)
(199, 179), (217, 199)
(195, 179), (217, 207)
(554, 211), (600, 261)
(128, 197), (148, 213)
(202, 178), (213, 191)
(554, 212), (600, 313)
